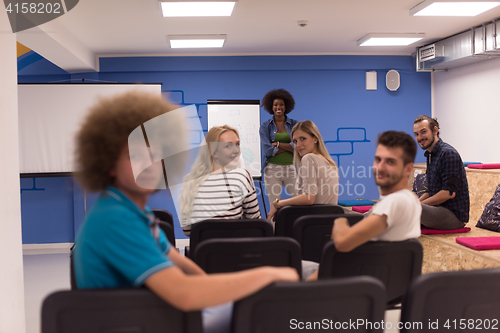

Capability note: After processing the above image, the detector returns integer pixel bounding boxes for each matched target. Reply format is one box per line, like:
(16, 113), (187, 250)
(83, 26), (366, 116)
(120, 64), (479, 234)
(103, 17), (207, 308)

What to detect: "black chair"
(318, 238), (423, 307)
(274, 204), (344, 237)
(70, 250), (77, 290)
(193, 237), (302, 276)
(152, 209), (176, 247)
(232, 276), (386, 333)
(158, 220), (176, 248)
(186, 219), (273, 257)
(293, 213), (364, 262)
(152, 209), (174, 227)
(400, 268), (500, 333)
(42, 289), (203, 333)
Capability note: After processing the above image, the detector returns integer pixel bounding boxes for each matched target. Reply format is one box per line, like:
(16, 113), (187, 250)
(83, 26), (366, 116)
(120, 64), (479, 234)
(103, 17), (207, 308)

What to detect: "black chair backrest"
(318, 238), (423, 307)
(189, 219), (273, 257)
(193, 237), (302, 276)
(152, 209), (174, 227)
(232, 276), (386, 333)
(70, 249), (77, 290)
(293, 213), (364, 262)
(400, 268), (500, 333)
(152, 209), (176, 247)
(42, 289), (203, 333)
(274, 204), (344, 237)
(158, 220), (176, 248)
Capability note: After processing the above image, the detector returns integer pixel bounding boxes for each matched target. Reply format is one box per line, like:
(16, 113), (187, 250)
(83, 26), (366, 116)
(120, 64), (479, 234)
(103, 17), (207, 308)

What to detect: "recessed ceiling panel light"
(357, 33), (425, 46)
(168, 34), (227, 48)
(160, 1), (236, 17)
(410, 0), (500, 16)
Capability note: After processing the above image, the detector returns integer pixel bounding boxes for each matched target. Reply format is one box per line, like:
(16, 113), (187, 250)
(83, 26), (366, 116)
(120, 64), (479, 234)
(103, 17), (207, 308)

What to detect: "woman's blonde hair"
(291, 120), (337, 169)
(179, 125), (239, 227)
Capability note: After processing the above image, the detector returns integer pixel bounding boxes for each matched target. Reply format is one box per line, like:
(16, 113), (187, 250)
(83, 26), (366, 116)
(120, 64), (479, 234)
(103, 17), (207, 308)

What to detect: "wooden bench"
(420, 225), (500, 273)
(411, 164), (500, 273)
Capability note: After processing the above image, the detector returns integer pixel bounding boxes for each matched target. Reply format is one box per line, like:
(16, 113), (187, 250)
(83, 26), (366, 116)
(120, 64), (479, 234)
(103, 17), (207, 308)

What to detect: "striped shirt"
(188, 168), (261, 225)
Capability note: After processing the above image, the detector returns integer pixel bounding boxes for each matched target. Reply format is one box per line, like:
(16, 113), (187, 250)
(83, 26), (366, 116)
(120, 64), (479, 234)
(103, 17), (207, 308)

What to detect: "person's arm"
(305, 214), (388, 282)
(242, 171), (262, 219)
(271, 142), (293, 154)
(423, 150), (460, 206)
(281, 143), (294, 152)
(267, 193), (316, 221)
(421, 189), (455, 206)
(144, 265), (299, 311)
(331, 215), (388, 252)
(168, 248), (206, 275)
(259, 123), (278, 157)
(419, 192), (429, 202)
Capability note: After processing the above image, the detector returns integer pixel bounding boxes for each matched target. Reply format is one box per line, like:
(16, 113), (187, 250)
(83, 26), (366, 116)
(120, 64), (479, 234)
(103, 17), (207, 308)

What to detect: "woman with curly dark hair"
(259, 88), (299, 207)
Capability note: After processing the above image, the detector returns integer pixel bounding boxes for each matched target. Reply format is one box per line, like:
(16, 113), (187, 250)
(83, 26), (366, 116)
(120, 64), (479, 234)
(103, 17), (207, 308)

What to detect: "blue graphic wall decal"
(20, 178), (45, 194)
(325, 127), (370, 167)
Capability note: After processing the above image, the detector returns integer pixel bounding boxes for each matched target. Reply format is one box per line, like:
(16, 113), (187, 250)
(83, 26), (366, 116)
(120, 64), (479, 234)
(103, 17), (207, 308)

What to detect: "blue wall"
(18, 54), (431, 244)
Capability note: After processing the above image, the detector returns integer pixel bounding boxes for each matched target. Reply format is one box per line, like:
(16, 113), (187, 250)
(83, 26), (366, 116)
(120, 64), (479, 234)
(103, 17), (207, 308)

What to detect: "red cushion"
(421, 227), (471, 234)
(352, 206), (372, 214)
(467, 163), (500, 169)
(456, 237), (500, 250)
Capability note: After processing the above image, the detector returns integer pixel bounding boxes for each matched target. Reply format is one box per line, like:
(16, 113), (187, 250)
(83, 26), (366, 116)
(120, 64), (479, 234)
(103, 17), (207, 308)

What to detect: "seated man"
(307, 130), (421, 280)
(413, 115), (469, 229)
(72, 91), (298, 333)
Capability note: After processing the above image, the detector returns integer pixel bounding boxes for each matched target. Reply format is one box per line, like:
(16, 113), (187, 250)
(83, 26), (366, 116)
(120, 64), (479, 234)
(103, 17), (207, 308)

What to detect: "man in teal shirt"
(73, 91), (298, 333)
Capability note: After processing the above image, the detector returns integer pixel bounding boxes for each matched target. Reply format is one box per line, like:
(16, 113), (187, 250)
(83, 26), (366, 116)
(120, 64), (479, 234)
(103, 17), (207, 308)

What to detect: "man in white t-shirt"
(307, 130), (421, 280)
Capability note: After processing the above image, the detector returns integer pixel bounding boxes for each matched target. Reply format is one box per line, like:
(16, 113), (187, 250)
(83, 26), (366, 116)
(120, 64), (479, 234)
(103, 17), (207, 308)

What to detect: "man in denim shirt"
(413, 115), (470, 229)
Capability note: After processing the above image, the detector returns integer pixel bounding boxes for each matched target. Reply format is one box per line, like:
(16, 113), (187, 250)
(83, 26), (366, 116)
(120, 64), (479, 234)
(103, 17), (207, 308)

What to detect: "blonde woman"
(267, 120), (339, 221)
(180, 125), (261, 235)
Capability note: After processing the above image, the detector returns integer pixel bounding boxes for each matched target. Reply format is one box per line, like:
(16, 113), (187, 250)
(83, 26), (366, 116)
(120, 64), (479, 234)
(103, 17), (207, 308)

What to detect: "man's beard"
(419, 135), (434, 150)
(375, 170), (404, 191)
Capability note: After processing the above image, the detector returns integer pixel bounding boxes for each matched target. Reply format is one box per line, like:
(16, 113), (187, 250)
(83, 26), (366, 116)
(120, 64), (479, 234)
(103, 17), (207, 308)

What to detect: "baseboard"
(23, 242), (74, 255)
(23, 239), (190, 255)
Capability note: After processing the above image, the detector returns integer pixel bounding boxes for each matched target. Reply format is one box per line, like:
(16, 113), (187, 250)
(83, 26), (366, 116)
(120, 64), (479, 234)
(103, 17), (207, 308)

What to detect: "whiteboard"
(18, 84), (161, 175)
(207, 100), (261, 178)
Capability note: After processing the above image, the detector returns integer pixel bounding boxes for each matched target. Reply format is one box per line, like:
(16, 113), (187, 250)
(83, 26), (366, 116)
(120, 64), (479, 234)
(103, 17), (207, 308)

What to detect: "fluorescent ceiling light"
(160, 1), (236, 17)
(168, 34), (227, 48)
(358, 33), (425, 46)
(410, 0), (500, 16)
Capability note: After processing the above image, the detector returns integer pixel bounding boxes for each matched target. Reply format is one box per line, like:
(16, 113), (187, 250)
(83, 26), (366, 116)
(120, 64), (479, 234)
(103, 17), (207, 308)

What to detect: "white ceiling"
(13, 0), (500, 73)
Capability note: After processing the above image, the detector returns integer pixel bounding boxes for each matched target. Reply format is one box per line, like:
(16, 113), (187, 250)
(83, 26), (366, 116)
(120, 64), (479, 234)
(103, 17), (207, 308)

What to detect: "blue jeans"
(202, 302), (233, 333)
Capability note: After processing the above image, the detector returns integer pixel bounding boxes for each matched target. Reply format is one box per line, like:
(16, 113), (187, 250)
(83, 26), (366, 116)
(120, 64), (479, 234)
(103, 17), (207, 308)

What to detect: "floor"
(23, 245), (401, 333)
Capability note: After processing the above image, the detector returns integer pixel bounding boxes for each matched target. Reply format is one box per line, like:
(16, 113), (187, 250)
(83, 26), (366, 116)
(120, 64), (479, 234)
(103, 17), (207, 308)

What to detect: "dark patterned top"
(425, 138), (470, 222)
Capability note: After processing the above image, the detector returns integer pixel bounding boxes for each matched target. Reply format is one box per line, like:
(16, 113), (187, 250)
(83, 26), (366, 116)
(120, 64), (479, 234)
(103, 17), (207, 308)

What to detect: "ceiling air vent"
(419, 44), (444, 62)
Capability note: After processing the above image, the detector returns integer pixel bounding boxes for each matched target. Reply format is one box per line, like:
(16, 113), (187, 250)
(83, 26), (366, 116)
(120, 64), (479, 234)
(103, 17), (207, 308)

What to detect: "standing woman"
(267, 120), (339, 222)
(259, 89), (299, 207)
